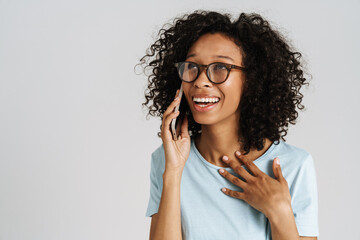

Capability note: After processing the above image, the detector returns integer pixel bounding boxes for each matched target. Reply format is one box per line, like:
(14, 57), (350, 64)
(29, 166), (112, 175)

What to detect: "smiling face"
(182, 32), (246, 126)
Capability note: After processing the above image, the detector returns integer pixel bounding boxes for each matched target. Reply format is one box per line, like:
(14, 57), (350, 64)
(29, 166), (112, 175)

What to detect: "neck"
(194, 115), (272, 168)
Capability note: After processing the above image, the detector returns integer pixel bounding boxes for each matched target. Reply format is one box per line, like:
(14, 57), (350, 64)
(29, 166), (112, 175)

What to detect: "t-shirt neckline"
(191, 138), (278, 170)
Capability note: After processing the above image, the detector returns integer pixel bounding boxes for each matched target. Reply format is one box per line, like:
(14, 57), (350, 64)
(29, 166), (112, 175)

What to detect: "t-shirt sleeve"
(291, 153), (319, 237)
(145, 150), (163, 217)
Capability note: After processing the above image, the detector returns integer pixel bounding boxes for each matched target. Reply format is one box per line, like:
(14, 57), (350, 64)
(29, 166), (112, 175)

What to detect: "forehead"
(186, 33), (243, 64)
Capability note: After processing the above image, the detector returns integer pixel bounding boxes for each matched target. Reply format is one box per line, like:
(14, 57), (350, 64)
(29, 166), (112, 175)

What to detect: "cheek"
(220, 84), (244, 111)
(182, 83), (192, 107)
(223, 94), (241, 111)
(221, 81), (243, 101)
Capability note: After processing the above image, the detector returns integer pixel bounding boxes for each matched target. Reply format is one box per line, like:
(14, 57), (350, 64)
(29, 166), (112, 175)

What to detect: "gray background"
(0, 0), (359, 239)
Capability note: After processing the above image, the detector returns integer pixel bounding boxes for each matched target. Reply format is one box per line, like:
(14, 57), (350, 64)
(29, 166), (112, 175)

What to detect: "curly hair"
(138, 10), (309, 155)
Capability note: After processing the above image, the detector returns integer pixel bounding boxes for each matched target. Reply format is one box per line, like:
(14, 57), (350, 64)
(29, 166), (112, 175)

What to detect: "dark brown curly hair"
(138, 10), (309, 155)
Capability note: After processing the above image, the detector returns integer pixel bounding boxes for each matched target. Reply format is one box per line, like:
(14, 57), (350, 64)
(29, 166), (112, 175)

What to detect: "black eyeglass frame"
(174, 61), (247, 84)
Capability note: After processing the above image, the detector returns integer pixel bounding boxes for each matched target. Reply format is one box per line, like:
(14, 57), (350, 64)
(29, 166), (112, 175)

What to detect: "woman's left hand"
(218, 151), (292, 219)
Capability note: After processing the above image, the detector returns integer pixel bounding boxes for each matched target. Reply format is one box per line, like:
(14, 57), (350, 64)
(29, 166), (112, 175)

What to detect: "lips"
(192, 94), (221, 99)
(189, 93), (221, 112)
(193, 100), (219, 112)
(192, 97), (220, 112)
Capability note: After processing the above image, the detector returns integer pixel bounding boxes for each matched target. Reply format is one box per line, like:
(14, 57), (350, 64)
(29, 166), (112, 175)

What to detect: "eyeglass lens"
(178, 62), (228, 83)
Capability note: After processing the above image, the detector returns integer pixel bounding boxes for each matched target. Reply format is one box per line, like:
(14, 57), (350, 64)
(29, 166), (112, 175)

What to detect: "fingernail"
(219, 169), (224, 173)
(236, 151), (241, 156)
(222, 188), (226, 192)
(174, 96), (179, 100)
(275, 158), (280, 165)
(222, 156), (229, 161)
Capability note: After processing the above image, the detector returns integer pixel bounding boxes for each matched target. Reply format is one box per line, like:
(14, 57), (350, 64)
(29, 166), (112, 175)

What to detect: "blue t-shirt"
(145, 138), (319, 239)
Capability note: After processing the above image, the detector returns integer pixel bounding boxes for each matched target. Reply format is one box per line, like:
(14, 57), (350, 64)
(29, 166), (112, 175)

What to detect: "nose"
(193, 67), (212, 88)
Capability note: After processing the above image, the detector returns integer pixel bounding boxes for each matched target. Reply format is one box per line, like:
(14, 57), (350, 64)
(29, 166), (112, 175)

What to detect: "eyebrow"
(186, 53), (235, 62)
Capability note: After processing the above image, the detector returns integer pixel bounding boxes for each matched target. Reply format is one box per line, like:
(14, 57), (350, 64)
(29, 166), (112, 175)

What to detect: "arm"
(268, 154), (318, 240)
(149, 88), (190, 239)
(269, 203), (317, 240)
(150, 169), (183, 240)
(267, 204), (298, 239)
(267, 204), (316, 240)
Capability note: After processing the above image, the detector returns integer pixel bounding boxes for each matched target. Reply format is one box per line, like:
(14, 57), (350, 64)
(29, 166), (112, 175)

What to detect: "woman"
(140, 10), (318, 240)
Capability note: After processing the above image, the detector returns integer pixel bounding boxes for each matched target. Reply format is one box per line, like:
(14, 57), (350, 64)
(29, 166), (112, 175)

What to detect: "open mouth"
(192, 97), (220, 111)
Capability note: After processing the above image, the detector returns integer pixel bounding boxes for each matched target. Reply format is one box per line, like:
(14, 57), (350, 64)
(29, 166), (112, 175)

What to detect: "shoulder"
(151, 143), (165, 158)
(150, 143), (166, 172)
(275, 141), (316, 188)
(277, 141), (314, 168)
(273, 141), (316, 184)
(278, 140), (311, 158)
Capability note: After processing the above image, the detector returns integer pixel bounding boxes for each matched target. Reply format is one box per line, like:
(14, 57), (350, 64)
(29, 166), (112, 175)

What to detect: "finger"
(163, 90), (181, 117)
(163, 111), (180, 128)
(179, 114), (190, 138)
(235, 151), (262, 177)
(222, 155), (254, 181)
(161, 111), (180, 139)
(221, 187), (246, 200)
(272, 157), (284, 181)
(218, 168), (246, 188)
(163, 97), (181, 117)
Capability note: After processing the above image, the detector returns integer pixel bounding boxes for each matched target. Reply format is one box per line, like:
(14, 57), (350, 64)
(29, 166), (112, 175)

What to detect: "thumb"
(272, 157), (283, 181)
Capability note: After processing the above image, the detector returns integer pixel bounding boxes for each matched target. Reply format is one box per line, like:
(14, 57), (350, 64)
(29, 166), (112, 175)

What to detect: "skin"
(183, 32), (273, 167)
(149, 33), (317, 240)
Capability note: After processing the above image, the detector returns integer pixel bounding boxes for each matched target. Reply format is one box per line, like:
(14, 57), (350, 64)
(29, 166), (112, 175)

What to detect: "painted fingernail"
(236, 151), (241, 156)
(222, 188), (226, 192)
(222, 156), (229, 161)
(219, 169), (224, 173)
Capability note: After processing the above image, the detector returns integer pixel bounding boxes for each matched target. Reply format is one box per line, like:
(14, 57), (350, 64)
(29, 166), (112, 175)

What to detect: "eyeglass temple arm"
(231, 65), (247, 71)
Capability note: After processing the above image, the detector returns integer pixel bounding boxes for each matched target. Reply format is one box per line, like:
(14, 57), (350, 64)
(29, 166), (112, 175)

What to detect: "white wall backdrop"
(0, 0), (359, 239)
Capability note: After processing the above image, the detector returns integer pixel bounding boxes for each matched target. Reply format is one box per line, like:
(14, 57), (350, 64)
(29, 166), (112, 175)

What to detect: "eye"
(187, 62), (197, 70)
(213, 63), (227, 70)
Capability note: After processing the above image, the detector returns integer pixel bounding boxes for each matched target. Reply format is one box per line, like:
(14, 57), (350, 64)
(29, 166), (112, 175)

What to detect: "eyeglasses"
(174, 61), (246, 84)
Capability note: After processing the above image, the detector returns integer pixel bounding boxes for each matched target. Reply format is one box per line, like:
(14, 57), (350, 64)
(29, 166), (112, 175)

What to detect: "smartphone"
(171, 85), (183, 140)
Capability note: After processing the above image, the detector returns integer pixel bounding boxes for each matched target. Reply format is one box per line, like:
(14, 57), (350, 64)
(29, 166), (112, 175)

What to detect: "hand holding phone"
(160, 84), (190, 172)
(171, 85), (183, 140)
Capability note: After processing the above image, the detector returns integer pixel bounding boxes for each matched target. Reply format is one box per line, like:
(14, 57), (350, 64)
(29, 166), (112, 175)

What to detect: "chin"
(191, 112), (219, 125)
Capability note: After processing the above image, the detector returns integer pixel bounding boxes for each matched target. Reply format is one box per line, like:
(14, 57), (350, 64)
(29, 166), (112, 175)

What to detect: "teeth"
(193, 97), (220, 103)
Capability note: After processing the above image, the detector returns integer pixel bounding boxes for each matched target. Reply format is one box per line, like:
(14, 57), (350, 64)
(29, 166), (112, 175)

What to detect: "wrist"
(163, 169), (183, 181)
(266, 202), (293, 224)
(266, 202), (300, 239)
